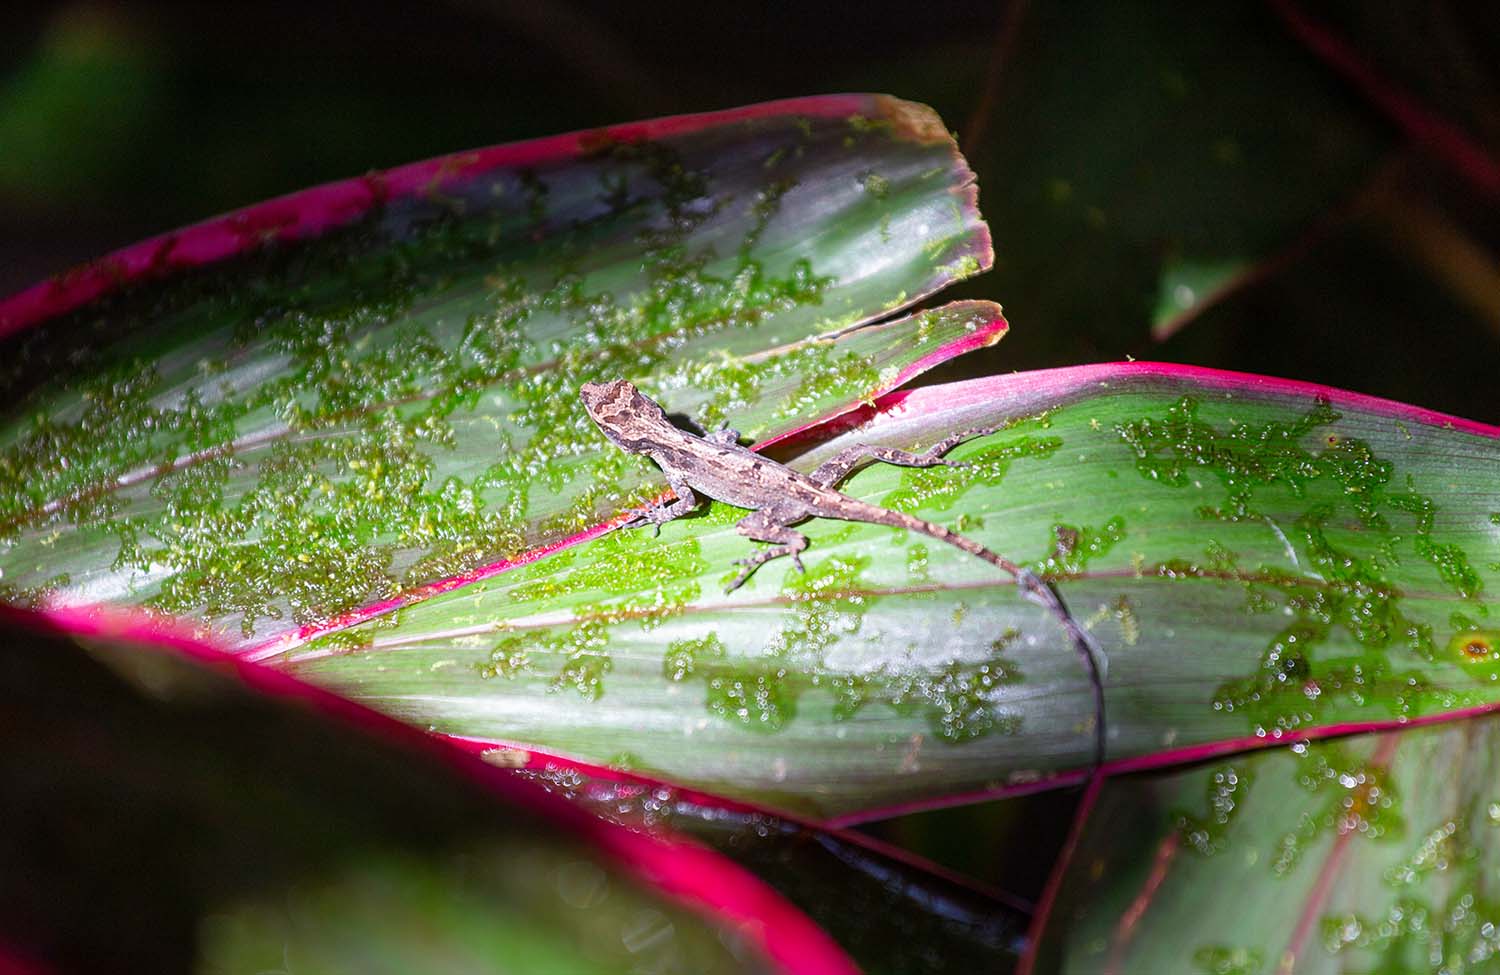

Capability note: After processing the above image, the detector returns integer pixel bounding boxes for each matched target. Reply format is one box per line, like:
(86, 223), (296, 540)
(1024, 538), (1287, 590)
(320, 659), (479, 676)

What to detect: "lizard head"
(579, 379), (669, 450)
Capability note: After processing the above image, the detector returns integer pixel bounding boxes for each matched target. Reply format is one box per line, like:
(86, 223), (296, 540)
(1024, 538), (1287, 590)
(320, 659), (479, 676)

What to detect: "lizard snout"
(579, 379), (638, 419)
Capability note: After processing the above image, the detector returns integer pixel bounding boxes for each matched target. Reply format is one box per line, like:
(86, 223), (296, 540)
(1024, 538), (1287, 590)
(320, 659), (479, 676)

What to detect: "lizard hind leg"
(726, 507), (809, 593)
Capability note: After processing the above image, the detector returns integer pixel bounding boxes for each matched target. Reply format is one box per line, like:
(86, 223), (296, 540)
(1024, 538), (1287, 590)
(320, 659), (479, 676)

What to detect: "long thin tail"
(891, 510), (1108, 774)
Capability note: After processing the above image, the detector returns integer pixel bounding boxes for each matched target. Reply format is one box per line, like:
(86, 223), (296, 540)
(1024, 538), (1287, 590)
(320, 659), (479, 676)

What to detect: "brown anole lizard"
(580, 379), (1107, 767)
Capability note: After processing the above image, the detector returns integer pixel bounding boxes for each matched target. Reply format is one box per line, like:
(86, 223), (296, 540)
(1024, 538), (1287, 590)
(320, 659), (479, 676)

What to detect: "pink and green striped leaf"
(1029, 709), (1500, 973)
(0, 94), (991, 648)
(279, 364), (1498, 820)
(0, 605), (857, 974)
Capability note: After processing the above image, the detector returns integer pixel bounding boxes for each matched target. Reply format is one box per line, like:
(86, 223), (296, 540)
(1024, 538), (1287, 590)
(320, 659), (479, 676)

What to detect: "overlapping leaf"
(510, 766), (1031, 975)
(282, 364), (1498, 820)
(0, 94), (991, 648)
(940, 0), (1390, 366)
(1031, 710), (1500, 973)
(0, 606), (856, 974)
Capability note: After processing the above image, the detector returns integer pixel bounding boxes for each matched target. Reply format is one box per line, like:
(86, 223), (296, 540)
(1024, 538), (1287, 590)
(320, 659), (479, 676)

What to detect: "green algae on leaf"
(0, 95), (992, 647)
(289, 364), (1497, 821)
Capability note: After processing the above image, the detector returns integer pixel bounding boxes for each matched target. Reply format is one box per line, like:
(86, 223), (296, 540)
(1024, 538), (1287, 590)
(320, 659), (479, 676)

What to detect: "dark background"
(2, 0), (1497, 902)
(4, 1), (1500, 420)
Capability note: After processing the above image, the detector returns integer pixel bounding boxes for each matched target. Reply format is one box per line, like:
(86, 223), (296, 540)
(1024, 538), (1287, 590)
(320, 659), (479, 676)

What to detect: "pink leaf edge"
(262, 356), (1496, 829)
(0, 93), (922, 340)
(1269, 0), (1500, 200)
(1016, 774), (1105, 975)
(3, 603), (860, 975)
(241, 312), (1008, 662)
(868, 360), (1500, 440)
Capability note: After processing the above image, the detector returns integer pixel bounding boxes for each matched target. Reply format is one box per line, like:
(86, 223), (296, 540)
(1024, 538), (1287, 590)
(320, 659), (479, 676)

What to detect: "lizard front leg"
(807, 426), (993, 488)
(705, 424), (742, 447)
(726, 505), (809, 592)
(622, 473), (700, 536)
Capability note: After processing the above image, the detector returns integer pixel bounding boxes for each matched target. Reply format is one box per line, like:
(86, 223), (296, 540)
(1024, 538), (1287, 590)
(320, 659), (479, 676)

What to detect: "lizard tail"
(890, 511), (1108, 775)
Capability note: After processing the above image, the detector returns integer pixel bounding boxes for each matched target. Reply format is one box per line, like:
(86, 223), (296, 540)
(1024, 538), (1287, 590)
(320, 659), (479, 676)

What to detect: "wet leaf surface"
(1033, 711), (1500, 974)
(0, 94), (991, 648)
(286, 364), (1499, 820)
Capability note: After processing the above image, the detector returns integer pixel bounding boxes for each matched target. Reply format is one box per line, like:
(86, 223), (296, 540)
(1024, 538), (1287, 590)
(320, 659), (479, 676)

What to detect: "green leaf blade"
(0, 95), (992, 648)
(286, 363), (1499, 821)
(1034, 711), (1500, 973)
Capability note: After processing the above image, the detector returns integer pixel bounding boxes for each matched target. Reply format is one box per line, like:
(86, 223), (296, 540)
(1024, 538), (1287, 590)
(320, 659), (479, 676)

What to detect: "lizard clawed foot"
(620, 504), (665, 536)
(730, 550), (800, 570)
(725, 545), (806, 593)
(705, 425), (743, 447)
(727, 556), (759, 594)
(724, 558), (767, 593)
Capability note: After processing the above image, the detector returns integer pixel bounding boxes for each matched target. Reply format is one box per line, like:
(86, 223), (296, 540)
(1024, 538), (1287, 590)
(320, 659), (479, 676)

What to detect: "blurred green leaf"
(1150, 256), (1250, 339)
(0, 6), (164, 207)
(0, 606), (853, 974)
(931, 0), (1392, 370)
(522, 770), (1031, 975)
(1158, 159), (1500, 420)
